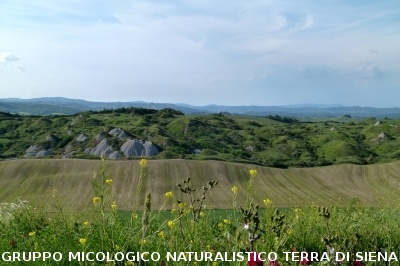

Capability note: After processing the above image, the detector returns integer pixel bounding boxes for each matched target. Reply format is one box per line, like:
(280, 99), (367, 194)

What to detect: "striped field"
(1, 159), (400, 211)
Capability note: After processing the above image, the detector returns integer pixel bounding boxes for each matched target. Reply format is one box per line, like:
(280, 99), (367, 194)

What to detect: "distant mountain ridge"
(1, 97), (400, 118)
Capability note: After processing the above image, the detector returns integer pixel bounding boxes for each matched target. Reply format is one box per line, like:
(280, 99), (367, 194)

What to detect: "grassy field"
(2, 159), (400, 265)
(1, 159), (400, 211)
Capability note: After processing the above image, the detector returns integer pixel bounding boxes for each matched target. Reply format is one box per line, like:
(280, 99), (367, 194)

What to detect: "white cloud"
(353, 63), (384, 87)
(299, 13), (314, 30)
(0, 1), (399, 106)
(355, 63), (384, 79)
(16, 65), (25, 71)
(230, 37), (285, 55)
(301, 66), (328, 78)
(0, 52), (20, 64)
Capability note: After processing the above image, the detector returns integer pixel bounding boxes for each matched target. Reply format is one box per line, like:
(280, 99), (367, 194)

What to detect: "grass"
(2, 159), (400, 265)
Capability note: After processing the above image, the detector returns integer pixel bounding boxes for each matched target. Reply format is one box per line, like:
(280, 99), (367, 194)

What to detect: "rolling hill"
(1, 159), (400, 210)
(1, 107), (400, 168)
(2, 97), (400, 118)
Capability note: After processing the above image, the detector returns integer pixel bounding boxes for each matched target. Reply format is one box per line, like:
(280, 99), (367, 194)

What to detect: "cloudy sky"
(1, 1), (399, 107)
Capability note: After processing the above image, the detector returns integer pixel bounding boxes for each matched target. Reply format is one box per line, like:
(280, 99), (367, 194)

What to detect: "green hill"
(1, 159), (400, 210)
(1, 108), (400, 168)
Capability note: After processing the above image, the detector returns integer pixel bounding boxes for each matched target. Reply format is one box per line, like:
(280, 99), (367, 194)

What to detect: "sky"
(1, 1), (399, 107)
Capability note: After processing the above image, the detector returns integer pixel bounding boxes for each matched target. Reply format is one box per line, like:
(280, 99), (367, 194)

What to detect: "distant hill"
(0, 97), (201, 115)
(1, 97), (400, 118)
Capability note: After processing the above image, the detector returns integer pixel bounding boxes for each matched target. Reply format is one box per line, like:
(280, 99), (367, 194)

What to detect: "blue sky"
(1, 1), (399, 107)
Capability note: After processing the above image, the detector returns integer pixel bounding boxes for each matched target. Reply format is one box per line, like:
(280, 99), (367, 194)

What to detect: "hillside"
(3, 97), (400, 118)
(0, 97), (199, 115)
(1, 159), (400, 210)
(1, 107), (400, 167)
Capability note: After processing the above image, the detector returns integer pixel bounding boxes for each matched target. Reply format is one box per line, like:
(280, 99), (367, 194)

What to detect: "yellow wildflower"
(79, 238), (87, 246)
(105, 179), (113, 185)
(165, 191), (173, 199)
(139, 239), (147, 245)
(223, 219), (231, 225)
(249, 169), (257, 178)
(111, 201), (117, 211)
(167, 220), (176, 227)
(200, 211), (205, 217)
(218, 223), (223, 229)
(28, 232), (36, 237)
(171, 203), (177, 213)
(263, 199), (272, 206)
(93, 197), (100, 204)
(139, 159), (147, 167)
(158, 231), (165, 239)
(231, 186), (238, 195)
(132, 213), (138, 219)
(83, 221), (90, 227)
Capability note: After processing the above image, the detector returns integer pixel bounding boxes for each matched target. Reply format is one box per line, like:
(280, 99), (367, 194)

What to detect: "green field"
(2, 158), (400, 265)
(1, 159), (400, 211)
